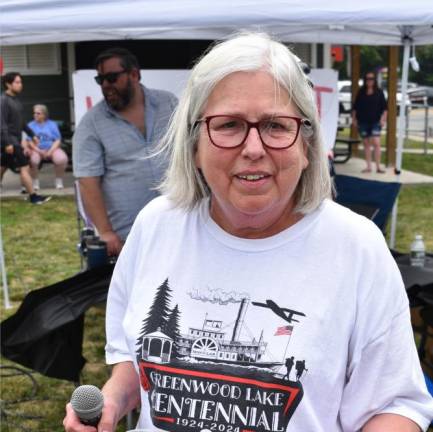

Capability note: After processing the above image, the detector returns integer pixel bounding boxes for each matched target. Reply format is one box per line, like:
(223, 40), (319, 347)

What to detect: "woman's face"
(33, 108), (46, 123)
(365, 74), (375, 87)
(195, 71), (309, 239)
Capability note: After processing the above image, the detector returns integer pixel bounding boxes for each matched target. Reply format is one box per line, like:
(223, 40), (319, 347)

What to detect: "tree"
(164, 305), (182, 357)
(136, 278), (172, 355)
(360, 46), (386, 75)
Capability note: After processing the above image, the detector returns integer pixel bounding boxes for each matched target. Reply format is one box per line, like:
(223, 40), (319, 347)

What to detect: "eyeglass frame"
(196, 115), (311, 150)
(94, 69), (128, 86)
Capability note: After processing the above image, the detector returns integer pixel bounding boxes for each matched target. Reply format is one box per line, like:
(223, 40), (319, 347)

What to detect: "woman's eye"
(264, 121), (286, 131)
(222, 121), (237, 129)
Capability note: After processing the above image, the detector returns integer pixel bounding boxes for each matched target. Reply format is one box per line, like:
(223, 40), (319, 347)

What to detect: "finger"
(63, 403), (97, 432)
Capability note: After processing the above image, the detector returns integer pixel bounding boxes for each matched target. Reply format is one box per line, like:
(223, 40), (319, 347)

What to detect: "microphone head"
(70, 385), (104, 422)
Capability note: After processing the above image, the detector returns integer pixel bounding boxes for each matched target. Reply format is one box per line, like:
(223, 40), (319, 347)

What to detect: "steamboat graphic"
(137, 280), (305, 372)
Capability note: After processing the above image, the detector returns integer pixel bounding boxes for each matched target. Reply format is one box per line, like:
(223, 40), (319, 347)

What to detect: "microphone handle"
(80, 414), (102, 427)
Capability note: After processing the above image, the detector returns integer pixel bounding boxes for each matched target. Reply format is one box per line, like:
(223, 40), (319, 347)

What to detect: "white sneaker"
(33, 179), (40, 191)
(55, 178), (64, 189)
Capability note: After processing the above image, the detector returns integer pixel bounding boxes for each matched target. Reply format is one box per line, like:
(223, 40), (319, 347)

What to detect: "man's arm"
(362, 413), (421, 431)
(79, 177), (123, 256)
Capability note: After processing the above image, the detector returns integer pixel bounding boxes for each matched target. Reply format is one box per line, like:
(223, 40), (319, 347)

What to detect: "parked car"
(407, 86), (433, 107)
(338, 80), (354, 114)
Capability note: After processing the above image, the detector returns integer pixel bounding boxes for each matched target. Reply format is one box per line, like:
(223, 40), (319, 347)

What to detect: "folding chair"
(333, 174), (401, 233)
(74, 181), (97, 270)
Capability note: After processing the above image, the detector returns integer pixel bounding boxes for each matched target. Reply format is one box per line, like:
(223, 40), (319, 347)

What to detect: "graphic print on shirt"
(136, 279), (307, 432)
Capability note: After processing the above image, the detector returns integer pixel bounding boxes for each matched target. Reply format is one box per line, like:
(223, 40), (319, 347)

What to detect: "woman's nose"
(241, 126), (266, 159)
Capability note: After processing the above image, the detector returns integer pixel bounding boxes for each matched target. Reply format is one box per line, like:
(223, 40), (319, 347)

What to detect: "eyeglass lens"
(94, 70), (126, 85)
(207, 116), (301, 149)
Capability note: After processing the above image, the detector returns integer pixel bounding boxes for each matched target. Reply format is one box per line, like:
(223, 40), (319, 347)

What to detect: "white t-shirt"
(106, 196), (433, 432)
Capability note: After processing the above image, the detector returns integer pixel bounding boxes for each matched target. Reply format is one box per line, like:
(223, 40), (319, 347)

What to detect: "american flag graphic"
(274, 325), (293, 336)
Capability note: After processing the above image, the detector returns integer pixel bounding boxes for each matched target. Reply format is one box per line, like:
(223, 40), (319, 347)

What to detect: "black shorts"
(1, 145), (29, 171)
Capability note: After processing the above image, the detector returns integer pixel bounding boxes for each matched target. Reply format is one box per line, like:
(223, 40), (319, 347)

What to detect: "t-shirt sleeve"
(72, 114), (105, 178)
(105, 252), (132, 364)
(338, 238), (433, 431)
(50, 120), (61, 140)
(105, 213), (146, 365)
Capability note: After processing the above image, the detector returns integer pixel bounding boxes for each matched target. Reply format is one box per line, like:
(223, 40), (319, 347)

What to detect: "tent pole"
(389, 197), (398, 249)
(0, 226), (12, 309)
(395, 38), (410, 174)
(390, 35), (410, 249)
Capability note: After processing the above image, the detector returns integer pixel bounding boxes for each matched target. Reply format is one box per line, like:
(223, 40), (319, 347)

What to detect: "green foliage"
(390, 184), (433, 252)
(0, 197), (126, 431)
(360, 46), (387, 75)
(402, 153), (433, 176)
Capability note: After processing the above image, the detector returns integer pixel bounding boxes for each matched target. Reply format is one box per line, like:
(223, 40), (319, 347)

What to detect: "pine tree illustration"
(163, 304), (181, 357)
(136, 278), (172, 356)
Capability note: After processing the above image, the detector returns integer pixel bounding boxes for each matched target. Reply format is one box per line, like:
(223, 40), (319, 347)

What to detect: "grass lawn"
(1, 155), (433, 430)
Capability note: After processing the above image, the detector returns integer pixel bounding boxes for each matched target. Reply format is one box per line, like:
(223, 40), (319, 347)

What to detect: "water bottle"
(410, 234), (426, 267)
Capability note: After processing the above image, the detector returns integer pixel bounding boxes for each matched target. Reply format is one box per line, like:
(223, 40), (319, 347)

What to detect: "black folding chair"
(333, 174), (401, 232)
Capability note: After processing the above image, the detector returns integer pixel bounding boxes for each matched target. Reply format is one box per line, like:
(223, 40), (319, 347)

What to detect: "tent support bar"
(395, 38), (410, 174)
(0, 226), (12, 309)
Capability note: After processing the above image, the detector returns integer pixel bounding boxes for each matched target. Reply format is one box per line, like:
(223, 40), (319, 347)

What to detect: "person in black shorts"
(352, 72), (387, 174)
(1, 72), (51, 204)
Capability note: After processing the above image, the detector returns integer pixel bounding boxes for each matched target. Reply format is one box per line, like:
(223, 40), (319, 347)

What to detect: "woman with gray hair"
(64, 32), (432, 432)
(26, 104), (68, 190)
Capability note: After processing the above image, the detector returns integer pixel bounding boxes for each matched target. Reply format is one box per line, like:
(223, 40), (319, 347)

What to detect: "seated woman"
(25, 104), (68, 190)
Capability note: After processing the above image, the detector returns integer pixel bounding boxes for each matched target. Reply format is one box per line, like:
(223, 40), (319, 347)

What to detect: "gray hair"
(158, 32), (331, 214)
(33, 104), (49, 118)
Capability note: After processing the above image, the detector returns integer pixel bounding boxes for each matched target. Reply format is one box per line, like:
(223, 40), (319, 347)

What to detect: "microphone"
(70, 385), (104, 426)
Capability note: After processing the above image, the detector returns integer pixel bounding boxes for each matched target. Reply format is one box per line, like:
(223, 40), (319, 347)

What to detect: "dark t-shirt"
(0, 93), (35, 149)
(353, 89), (387, 124)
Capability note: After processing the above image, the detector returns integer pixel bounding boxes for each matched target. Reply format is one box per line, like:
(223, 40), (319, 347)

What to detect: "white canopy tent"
(2, 0), (432, 169)
(1, 1), (432, 249)
(1, 1), (433, 46)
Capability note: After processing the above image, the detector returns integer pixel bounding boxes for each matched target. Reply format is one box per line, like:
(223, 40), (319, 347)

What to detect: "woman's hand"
(63, 362), (140, 432)
(100, 230), (124, 256)
(63, 402), (97, 432)
(63, 394), (121, 432)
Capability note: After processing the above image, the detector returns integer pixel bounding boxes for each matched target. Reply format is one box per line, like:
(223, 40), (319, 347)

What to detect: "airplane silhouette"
(252, 299), (306, 323)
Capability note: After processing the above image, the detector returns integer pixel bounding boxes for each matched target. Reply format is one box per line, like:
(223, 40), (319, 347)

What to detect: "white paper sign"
(309, 69), (339, 152)
(72, 68), (338, 151)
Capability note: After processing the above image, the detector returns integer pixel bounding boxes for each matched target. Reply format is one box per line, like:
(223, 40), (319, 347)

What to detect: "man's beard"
(103, 78), (134, 111)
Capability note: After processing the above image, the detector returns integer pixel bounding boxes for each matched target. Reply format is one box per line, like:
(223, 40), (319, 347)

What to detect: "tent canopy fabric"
(1, 0), (433, 46)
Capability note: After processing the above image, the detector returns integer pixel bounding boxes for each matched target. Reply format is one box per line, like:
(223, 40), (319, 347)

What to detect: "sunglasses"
(94, 70), (127, 85)
(365, 77), (375, 81)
